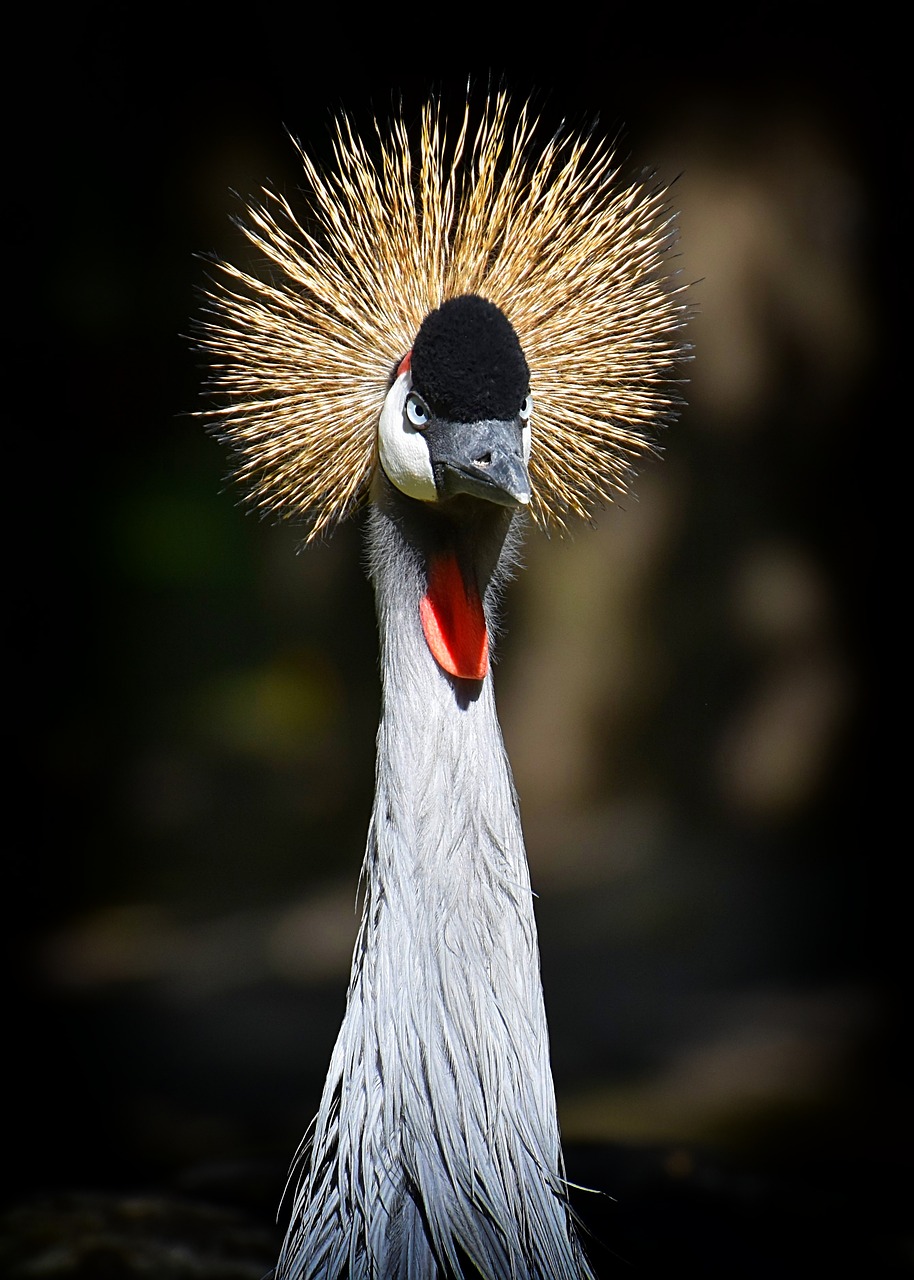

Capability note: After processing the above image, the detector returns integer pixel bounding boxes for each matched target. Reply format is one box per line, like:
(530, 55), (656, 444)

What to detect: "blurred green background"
(11, 11), (898, 1275)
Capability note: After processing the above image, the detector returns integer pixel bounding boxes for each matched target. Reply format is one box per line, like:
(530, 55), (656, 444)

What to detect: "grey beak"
(426, 418), (531, 509)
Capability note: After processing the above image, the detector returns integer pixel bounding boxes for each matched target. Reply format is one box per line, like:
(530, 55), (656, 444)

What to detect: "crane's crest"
(200, 93), (687, 539)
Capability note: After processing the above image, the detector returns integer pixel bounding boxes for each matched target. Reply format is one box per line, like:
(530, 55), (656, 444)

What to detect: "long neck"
(277, 479), (592, 1280)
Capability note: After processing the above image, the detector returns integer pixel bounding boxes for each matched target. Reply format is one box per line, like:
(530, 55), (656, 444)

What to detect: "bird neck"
(368, 470), (521, 687)
(277, 478), (591, 1279)
(364, 476), (530, 906)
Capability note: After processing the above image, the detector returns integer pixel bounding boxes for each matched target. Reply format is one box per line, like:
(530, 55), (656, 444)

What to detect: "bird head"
(198, 94), (688, 540)
(379, 295), (532, 510)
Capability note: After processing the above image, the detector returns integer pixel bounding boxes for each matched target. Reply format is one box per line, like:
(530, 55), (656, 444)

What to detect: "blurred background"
(10, 10), (900, 1277)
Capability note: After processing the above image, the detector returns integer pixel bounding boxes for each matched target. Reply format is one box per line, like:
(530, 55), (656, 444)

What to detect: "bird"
(199, 92), (686, 1280)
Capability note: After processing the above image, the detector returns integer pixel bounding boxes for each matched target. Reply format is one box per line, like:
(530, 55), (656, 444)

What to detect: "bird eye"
(520, 394), (533, 421)
(405, 393), (430, 429)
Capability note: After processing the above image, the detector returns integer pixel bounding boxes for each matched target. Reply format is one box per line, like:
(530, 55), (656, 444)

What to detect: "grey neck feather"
(276, 475), (593, 1280)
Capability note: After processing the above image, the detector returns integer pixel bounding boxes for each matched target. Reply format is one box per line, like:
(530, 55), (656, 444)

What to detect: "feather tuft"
(198, 93), (687, 539)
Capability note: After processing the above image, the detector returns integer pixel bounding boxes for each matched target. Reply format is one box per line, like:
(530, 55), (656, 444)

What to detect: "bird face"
(379, 368), (532, 508)
(378, 295), (532, 510)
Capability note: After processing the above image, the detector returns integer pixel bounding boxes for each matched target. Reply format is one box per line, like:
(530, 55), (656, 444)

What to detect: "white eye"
(519, 394), (533, 421)
(406, 392), (430, 428)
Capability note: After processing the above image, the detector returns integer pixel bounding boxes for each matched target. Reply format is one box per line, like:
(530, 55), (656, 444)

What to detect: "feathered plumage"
(200, 92), (687, 1280)
(199, 93), (686, 538)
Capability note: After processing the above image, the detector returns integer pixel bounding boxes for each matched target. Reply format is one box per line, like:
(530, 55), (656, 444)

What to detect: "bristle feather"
(198, 93), (687, 539)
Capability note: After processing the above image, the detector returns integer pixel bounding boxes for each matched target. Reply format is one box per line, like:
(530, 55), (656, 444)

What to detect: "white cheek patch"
(522, 419), (532, 464)
(378, 371), (438, 502)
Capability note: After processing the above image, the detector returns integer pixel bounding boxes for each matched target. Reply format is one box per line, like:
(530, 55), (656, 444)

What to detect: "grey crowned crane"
(200, 94), (686, 1280)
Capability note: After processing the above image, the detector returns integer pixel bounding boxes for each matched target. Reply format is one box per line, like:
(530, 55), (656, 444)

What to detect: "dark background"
(10, 9), (901, 1277)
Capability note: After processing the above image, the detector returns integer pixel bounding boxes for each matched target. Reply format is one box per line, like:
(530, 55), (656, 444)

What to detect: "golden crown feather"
(199, 92), (688, 540)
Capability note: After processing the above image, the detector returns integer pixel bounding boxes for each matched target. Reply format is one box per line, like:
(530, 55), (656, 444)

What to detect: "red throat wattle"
(420, 553), (489, 681)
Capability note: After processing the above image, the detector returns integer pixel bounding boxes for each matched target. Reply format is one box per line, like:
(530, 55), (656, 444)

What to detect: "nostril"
(475, 452), (492, 467)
